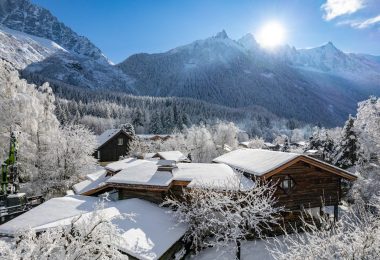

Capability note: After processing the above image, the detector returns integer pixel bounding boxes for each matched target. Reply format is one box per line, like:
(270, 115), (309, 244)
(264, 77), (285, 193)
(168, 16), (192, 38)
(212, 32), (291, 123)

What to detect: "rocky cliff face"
(0, 0), (107, 62)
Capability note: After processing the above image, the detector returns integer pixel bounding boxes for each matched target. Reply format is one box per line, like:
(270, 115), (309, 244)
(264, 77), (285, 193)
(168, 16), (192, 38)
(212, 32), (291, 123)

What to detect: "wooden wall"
(118, 187), (167, 204)
(269, 161), (341, 210)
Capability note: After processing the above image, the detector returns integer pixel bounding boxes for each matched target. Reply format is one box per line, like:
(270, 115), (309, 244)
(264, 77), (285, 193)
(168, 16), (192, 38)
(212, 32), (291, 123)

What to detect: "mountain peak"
(321, 41), (340, 52)
(238, 33), (258, 50)
(214, 30), (229, 39)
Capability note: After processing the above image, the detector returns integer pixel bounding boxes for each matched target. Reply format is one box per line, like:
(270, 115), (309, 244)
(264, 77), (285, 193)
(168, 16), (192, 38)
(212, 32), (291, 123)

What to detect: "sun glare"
(256, 22), (286, 48)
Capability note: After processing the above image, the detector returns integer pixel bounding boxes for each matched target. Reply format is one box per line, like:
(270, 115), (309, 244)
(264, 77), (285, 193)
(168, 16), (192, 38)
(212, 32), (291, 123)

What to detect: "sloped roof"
(107, 160), (173, 186)
(73, 170), (109, 194)
(105, 157), (137, 172)
(96, 129), (132, 149)
(0, 195), (187, 260)
(154, 151), (189, 162)
(213, 149), (357, 180)
(74, 159), (254, 196)
(213, 149), (299, 176)
(173, 163), (254, 190)
(96, 129), (120, 148)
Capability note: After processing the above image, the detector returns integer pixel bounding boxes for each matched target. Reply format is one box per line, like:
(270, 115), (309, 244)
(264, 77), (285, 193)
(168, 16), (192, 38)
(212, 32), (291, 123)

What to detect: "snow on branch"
(268, 197), (380, 259)
(0, 203), (128, 260)
(162, 172), (282, 255)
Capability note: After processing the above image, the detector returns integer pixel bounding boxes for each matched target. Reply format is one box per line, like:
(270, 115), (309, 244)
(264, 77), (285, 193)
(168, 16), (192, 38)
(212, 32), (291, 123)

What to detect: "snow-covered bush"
(269, 197), (380, 260)
(350, 164), (380, 203)
(247, 136), (265, 149)
(162, 176), (281, 257)
(185, 124), (217, 163)
(0, 204), (127, 260)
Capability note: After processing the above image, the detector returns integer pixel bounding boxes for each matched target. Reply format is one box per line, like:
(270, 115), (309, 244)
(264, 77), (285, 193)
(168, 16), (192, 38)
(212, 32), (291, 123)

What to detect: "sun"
(256, 22), (286, 48)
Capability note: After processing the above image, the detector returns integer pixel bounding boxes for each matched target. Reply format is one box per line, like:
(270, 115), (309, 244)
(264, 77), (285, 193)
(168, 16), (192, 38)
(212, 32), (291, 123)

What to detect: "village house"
(94, 129), (133, 162)
(75, 149), (357, 222)
(213, 149), (357, 222)
(72, 157), (253, 203)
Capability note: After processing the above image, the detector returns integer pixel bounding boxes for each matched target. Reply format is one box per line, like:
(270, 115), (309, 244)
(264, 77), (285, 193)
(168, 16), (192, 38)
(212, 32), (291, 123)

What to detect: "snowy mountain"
(287, 42), (380, 79)
(0, 25), (136, 92)
(118, 31), (380, 125)
(0, 25), (66, 69)
(0, 0), (107, 62)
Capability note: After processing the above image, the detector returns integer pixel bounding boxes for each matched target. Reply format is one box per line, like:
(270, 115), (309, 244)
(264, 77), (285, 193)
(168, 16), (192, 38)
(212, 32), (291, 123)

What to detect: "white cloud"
(321, 0), (365, 21)
(348, 14), (380, 28)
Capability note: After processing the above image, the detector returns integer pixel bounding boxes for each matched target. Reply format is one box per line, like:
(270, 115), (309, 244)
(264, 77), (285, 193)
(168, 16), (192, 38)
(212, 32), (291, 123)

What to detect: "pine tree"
(121, 123), (135, 137)
(281, 136), (290, 152)
(149, 111), (163, 134)
(333, 116), (360, 169)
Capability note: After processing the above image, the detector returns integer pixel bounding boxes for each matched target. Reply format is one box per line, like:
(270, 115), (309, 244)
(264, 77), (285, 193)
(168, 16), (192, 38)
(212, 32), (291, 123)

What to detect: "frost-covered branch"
(162, 175), (281, 255)
(268, 198), (380, 260)
(0, 204), (128, 260)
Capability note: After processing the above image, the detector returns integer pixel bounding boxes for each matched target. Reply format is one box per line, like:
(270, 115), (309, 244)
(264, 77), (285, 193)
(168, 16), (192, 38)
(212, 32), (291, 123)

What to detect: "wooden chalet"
(213, 149), (357, 221)
(73, 158), (253, 204)
(94, 129), (133, 162)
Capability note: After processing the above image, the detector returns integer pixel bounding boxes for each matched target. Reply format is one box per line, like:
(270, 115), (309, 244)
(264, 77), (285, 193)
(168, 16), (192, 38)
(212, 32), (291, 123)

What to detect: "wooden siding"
(95, 132), (132, 162)
(269, 161), (340, 210)
(119, 188), (167, 204)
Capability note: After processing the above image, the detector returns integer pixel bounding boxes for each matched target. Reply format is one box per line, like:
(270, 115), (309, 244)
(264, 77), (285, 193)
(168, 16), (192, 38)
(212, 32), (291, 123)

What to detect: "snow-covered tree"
(290, 129), (305, 143)
(273, 135), (287, 146)
(163, 176), (281, 258)
(185, 124), (217, 163)
(149, 111), (163, 134)
(0, 60), (96, 197)
(0, 204), (127, 260)
(281, 136), (290, 152)
(121, 123), (135, 137)
(307, 128), (336, 162)
(350, 164), (380, 203)
(269, 197), (380, 260)
(212, 121), (239, 153)
(247, 136), (265, 149)
(354, 96), (380, 163)
(333, 115), (362, 169)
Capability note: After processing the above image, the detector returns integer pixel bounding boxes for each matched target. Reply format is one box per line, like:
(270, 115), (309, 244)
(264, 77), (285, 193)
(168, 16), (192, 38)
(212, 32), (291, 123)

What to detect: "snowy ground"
(187, 239), (277, 260)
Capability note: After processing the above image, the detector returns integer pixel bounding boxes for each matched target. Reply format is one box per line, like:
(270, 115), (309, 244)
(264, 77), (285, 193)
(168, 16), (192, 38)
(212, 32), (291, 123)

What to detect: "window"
(280, 175), (295, 193)
(117, 138), (123, 146)
(97, 150), (101, 159)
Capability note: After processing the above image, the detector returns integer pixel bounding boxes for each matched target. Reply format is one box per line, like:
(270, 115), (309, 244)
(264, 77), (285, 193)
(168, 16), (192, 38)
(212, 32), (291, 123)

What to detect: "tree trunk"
(236, 239), (241, 260)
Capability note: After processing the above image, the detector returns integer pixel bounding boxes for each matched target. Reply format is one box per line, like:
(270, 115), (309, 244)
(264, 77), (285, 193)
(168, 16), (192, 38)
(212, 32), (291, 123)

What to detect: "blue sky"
(31, 0), (380, 63)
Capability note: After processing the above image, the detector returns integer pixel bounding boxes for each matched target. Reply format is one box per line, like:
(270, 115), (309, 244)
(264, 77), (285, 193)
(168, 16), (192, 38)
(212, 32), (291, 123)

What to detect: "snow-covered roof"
(74, 158), (254, 195)
(154, 151), (188, 162)
(73, 170), (109, 194)
(173, 163), (254, 190)
(143, 152), (157, 159)
(107, 160), (173, 186)
(305, 149), (319, 154)
(0, 195), (187, 260)
(105, 157), (137, 172)
(239, 141), (250, 147)
(96, 128), (128, 148)
(213, 149), (300, 176)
